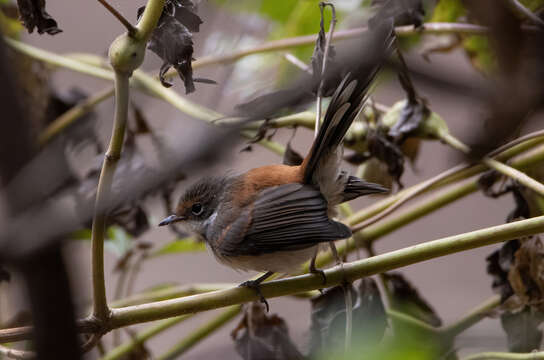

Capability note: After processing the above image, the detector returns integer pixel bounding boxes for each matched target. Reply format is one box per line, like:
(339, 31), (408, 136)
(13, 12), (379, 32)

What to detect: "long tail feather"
(302, 25), (394, 184)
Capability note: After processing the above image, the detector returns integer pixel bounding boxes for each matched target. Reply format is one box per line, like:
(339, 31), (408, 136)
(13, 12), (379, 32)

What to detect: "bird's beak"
(158, 214), (186, 226)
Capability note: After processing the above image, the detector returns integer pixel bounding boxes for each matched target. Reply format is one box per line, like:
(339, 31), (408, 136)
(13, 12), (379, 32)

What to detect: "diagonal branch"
(108, 215), (544, 329)
(97, 0), (137, 36)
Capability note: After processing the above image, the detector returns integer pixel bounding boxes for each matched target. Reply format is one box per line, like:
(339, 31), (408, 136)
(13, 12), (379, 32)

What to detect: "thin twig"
(351, 164), (467, 233)
(440, 132), (544, 197)
(101, 316), (191, 360)
(96, 0), (137, 36)
(505, 0), (544, 27)
(81, 332), (104, 353)
(283, 53), (312, 73)
(0, 345), (34, 360)
(315, 2), (337, 136)
(441, 295), (501, 339)
(461, 351), (544, 360)
(155, 305), (242, 360)
(38, 86), (115, 146)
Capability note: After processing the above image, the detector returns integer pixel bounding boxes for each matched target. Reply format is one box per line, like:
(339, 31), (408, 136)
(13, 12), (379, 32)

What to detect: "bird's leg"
(239, 271), (274, 312)
(309, 247), (327, 285)
(329, 241), (344, 269)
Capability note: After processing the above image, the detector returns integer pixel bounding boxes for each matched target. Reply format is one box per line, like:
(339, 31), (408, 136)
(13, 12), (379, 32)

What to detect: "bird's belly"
(212, 246), (318, 274)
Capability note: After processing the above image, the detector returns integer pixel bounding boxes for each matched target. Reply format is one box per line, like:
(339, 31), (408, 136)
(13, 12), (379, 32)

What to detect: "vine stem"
(156, 305), (242, 360)
(0, 145), (543, 344)
(441, 295), (500, 339)
(135, 0), (166, 41)
(97, 0), (136, 36)
(461, 351), (544, 360)
(440, 132), (544, 197)
(315, 2), (336, 136)
(106, 214), (544, 328)
(91, 71), (130, 321)
(101, 315), (192, 360)
(314, 143), (544, 269)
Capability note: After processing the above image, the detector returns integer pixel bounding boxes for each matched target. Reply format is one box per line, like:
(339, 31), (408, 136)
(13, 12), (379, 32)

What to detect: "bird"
(158, 29), (393, 310)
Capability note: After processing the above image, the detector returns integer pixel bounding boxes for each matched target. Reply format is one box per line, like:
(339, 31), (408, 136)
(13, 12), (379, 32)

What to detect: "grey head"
(158, 176), (230, 239)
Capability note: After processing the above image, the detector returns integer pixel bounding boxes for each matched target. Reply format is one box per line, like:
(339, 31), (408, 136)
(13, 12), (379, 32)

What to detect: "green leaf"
(520, 0), (544, 11)
(259, 0), (298, 23)
(463, 35), (495, 73)
(380, 100), (450, 140)
(151, 237), (206, 257)
(105, 226), (133, 257)
(430, 0), (465, 22)
(71, 228), (92, 240)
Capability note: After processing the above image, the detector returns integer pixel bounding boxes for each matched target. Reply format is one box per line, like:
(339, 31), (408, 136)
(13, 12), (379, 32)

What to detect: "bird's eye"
(191, 203), (203, 216)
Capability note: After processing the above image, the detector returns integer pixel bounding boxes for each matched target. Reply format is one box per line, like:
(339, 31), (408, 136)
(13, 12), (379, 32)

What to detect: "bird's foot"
(239, 280), (269, 312)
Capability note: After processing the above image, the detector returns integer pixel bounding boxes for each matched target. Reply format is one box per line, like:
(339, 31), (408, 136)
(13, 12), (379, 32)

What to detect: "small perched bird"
(158, 70), (389, 308)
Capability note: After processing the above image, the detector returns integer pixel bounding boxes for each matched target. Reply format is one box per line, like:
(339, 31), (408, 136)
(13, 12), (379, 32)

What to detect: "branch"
(186, 22), (495, 77)
(106, 215), (544, 328)
(440, 132), (544, 197)
(97, 0), (136, 36)
(346, 132), (544, 228)
(315, 2), (337, 135)
(156, 305), (242, 359)
(1, 144), (543, 344)
(91, 70), (131, 321)
(38, 87), (115, 146)
(0, 345), (35, 360)
(101, 315), (191, 360)
(462, 351), (544, 360)
(315, 143), (544, 268)
(134, 0), (165, 42)
(505, 0), (544, 27)
(3, 38), (114, 81)
(441, 295), (500, 338)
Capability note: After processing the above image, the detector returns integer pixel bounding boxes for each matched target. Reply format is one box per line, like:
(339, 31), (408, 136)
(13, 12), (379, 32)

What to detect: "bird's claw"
(310, 268), (327, 285)
(239, 280), (270, 312)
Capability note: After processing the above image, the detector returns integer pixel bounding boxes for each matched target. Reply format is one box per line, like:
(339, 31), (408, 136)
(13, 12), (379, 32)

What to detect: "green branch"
(441, 295), (500, 339)
(101, 315), (191, 360)
(4, 37), (115, 80)
(107, 215), (544, 328)
(91, 71), (130, 321)
(440, 132), (544, 197)
(156, 305), (242, 360)
(462, 351), (544, 360)
(38, 87), (115, 146)
(134, 0), (165, 41)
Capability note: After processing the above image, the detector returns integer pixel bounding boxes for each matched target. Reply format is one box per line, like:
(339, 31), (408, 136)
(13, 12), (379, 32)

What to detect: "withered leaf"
(232, 302), (304, 360)
(369, 0), (425, 28)
(311, 3), (341, 97)
(109, 204), (150, 238)
(486, 240), (520, 301)
(0, 265), (10, 283)
(16, 0), (62, 35)
(387, 49), (431, 142)
(384, 272), (442, 327)
(508, 236), (544, 309)
(367, 131), (405, 188)
(283, 133), (304, 166)
(309, 280), (386, 356)
(355, 278), (387, 345)
(138, 0), (214, 93)
(501, 306), (544, 352)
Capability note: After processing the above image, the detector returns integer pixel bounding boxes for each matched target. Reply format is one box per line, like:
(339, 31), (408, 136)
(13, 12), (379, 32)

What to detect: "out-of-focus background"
(3, 0), (543, 359)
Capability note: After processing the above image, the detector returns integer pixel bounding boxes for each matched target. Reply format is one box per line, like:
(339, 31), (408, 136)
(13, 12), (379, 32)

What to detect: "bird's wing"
(216, 183), (351, 256)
